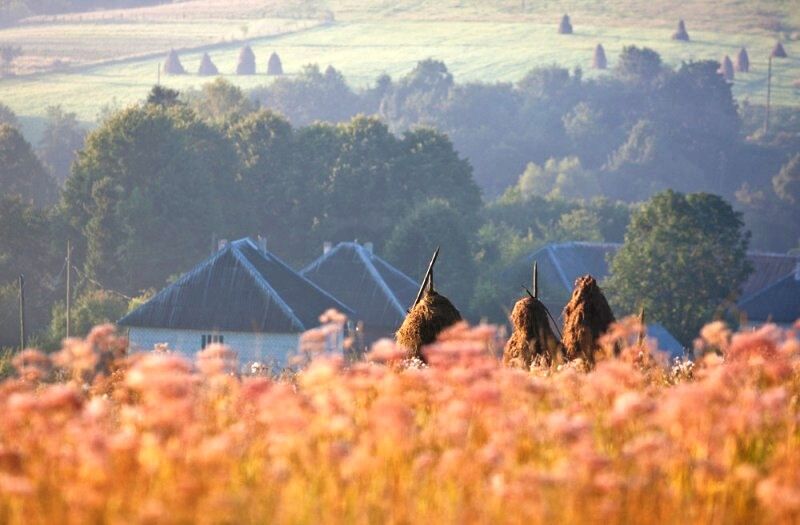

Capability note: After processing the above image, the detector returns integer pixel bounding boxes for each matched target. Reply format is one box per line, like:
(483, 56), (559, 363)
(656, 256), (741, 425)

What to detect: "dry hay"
(267, 52), (283, 75)
(503, 296), (563, 369)
(772, 42), (787, 58)
(395, 289), (462, 362)
(720, 55), (734, 82)
(672, 19), (689, 41)
(562, 275), (615, 365)
(736, 47), (750, 73)
(236, 45), (256, 75)
(593, 43), (607, 70)
(163, 49), (185, 75)
(197, 52), (218, 76)
(558, 14), (573, 34)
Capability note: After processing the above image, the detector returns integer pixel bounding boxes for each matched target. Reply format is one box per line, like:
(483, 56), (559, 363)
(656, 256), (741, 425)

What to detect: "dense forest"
(0, 45), (798, 348)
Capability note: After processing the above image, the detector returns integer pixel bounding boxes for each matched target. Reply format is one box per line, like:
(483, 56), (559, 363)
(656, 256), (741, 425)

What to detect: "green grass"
(0, 0), (797, 138)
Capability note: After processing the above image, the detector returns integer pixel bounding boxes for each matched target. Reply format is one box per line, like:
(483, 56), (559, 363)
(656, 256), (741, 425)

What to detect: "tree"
(146, 85), (181, 107)
(188, 78), (256, 124)
(607, 190), (751, 344)
(0, 45), (21, 76)
(37, 105), (86, 185)
(616, 46), (663, 85)
(47, 289), (128, 344)
(510, 157), (599, 201)
(0, 102), (19, 127)
(773, 154), (800, 205)
(0, 124), (57, 207)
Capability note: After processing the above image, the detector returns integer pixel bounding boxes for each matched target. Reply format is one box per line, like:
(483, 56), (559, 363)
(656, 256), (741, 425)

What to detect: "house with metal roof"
(301, 241), (418, 347)
(118, 237), (353, 366)
(738, 265), (800, 328)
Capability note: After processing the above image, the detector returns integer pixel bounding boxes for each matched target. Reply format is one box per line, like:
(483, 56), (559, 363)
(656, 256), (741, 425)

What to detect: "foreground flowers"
(0, 320), (798, 523)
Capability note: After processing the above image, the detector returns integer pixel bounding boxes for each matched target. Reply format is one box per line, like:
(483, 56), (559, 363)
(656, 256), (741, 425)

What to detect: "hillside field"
(0, 0), (797, 138)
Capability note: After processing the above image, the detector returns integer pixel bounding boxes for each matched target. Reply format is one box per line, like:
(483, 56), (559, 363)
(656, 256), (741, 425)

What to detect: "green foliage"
(187, 78), (256, 124)
(0, 124), (57, 207)
(773, 154), (800, 205)
(607, 190), (751, 344)
(509, 157), (599, 201)
(0, 102), (19, 128)
(37, 105), (86, 185)
(146, 85), (181, 107)
(616, 46), (664, 85)
(47, 289), (128, 345)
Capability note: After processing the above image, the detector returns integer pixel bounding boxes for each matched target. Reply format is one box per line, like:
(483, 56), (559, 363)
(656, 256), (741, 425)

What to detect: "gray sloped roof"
(301, 242), (418, 329)
(119, 238), (353, 333)
(738, 272), (800, 324)
(647, 323), (686, 359)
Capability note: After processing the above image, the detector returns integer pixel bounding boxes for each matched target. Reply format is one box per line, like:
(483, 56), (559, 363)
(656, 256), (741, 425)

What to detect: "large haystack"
(267, 52), (283, 75)
(163, 49), (186, 75)
(736, 47), (750, 73)
(503, 296), (563, 369)
(720, 55), (734, 82)
(562, 275), (615, 364)
(593, 43), (607, 70)
(671, 19), (689, 41)
(395, 288), (461, 362)
(558, 14), (573, 34)
(236, 45), (256, 75)
(771, 42), (787, 58)
(198, 52), (219, 76)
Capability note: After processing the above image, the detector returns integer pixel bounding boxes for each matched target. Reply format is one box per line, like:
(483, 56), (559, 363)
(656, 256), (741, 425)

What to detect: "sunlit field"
(0, 316), (798, 523)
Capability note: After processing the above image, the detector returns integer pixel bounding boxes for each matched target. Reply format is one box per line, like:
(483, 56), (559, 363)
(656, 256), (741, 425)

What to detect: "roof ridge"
(353, 244), (407, 317)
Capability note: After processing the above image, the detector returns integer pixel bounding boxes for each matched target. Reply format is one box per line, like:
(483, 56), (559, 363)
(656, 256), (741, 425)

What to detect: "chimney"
(364, 242), (374, 254)
(323, 241), (332, 255)
(217, 239), (228, 251)
(257, 235), (267, 254)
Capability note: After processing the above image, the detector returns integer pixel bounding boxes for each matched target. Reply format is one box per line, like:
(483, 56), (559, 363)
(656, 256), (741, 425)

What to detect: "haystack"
(395, 287), (461, 362)
(671, 19), (689, 41)
(562, 275), (615, 364)
(163, 49), (185, 75)
(593, 43), (607, 69)
(236, 45), (256, 75)
(771, 42), (787, 58)
(736, 47), (749, 73)
(198, 52), (219, 76)
(267, 52), (283, 75)
(720, 55), (734, 82)
(503, 296), (564, 369)
(558, 14), (573, 34)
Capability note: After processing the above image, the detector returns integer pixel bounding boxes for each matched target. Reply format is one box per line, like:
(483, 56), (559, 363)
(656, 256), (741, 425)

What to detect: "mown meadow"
(0, 315), (798, 523)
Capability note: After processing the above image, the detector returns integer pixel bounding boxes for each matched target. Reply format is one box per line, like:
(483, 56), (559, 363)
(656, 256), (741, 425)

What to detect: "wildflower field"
(1, 317), (799, 523)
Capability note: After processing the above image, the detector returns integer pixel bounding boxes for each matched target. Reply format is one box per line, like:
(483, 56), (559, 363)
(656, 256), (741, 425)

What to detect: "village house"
(118, 237), (353, 366)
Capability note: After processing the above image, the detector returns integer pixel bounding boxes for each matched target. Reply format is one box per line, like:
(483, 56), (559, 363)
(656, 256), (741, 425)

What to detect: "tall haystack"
(736, 47), (749, 72)
(771, 42), (787, 58)
(720, 55), (734, 82)
(396, 287), (461, 363)
(163, 49), (185, 75)
(593, 43), (607, 69)
(236, 45), (256, 75)
(503, 296), (564, 369)
(562, 275), (615, 364)
(558, 14), (573, 34)
(197, 53), (219, 76)
(671, 19), (689, 41)
(267, 52), (283, 76)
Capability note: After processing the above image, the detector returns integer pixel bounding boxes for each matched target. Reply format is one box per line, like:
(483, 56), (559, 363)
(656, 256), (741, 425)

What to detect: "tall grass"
(0, 318), (797, 523)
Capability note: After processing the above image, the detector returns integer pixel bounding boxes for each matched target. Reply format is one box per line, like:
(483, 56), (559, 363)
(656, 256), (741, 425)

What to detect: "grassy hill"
(0, 0), (796, 137)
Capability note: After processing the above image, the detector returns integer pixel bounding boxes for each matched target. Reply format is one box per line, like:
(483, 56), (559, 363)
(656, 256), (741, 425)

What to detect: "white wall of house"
(124, 327), (300, 368)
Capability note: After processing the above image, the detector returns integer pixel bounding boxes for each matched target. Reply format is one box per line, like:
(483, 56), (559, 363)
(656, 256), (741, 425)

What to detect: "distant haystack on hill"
(558, 14), (573, 34)
(163, 49), (185, 75)
(772, 42), (787, 58)
(593, 43), (607, 69)
(720, 55), (734, 82)
(198, 53), (218, 76)
(236, 45), (256, 75)
(267, 52), (283, 75)
(736, 47), (749, 72)
(672, 19), (689, 41)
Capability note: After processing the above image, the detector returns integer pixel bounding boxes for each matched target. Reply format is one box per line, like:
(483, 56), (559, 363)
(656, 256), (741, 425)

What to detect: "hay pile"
(671, 19), (689, 41)
(198, 53), (219, 76)
(558, 14), (573, 34)
(503, 297), (563, 369)
(593, 43), (607, 69)
(772, 42), (787, 58)
(163, 49), (185, 75)
(562, 275), (615, 364)
(396, 288), (461, 362)
(236, 45), (256, 75)
(267, 52), (283, 75)
(736, 47), (749, 73)
(720, 55), (734, 82)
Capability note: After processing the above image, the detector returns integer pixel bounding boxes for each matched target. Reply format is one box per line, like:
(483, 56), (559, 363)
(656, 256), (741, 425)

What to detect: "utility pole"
(157, 62), (161, 85)
(764, 55), (772, 135)
(66, 240), (71, 339)
(18, 275), (25, 351)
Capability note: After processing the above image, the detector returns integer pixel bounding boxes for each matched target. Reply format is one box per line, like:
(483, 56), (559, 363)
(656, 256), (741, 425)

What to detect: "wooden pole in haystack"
(410, 246), (440, 312)
(66, 240), (71, 339)
(637, 306), (646, 347)
(18, 274), (25, 351)
(533, 261), (539, 299)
